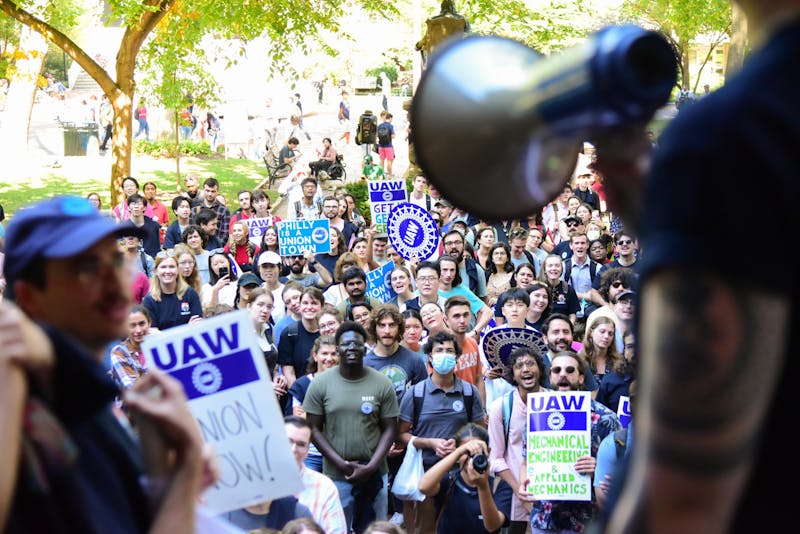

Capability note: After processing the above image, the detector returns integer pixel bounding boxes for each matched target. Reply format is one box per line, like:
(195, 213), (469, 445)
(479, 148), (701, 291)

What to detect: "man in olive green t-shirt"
(304, 321), (399, 533)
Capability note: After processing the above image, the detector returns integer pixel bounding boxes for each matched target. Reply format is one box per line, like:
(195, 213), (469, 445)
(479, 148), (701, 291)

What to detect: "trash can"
(63, 124), (100, 156)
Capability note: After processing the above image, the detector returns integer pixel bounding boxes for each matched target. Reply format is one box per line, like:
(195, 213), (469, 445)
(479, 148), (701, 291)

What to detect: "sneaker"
(389, 512), (404, 526)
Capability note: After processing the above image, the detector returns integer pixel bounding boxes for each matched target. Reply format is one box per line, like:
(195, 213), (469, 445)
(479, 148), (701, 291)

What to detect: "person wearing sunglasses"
(550, 215), (585, 261)
(586, 267), (637, 350)
(517, 351), (621, 533)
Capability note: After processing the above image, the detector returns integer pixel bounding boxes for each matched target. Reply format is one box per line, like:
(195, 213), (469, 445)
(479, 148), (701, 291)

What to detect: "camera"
(470, 452), (488, 474)
(218, 266), (229, 278)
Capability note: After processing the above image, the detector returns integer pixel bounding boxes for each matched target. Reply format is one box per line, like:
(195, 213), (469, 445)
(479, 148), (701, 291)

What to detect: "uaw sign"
(277, 219), (331, 256)
(526, 391), (592, 501)
(368, 179), (406, 233)
(142, 310), (302, 514)
(387, 202), (440, 261)
(244, 216), (277, 247)
(366, 261), (397, 303)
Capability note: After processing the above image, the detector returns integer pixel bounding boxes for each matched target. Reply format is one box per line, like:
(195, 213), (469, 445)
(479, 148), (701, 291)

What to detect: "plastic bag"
(391, 438), (426, 502)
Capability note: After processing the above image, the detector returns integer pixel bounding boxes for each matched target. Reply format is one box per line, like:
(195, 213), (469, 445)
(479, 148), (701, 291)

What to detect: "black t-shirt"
(277, 320), (319, 377)
(437, 472), (512, 534)
(142, 288), (203, 330)
(638, 20), (800, 533)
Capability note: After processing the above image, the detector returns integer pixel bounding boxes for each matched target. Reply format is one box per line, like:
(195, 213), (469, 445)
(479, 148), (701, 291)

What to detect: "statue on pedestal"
(408, 1), (469, 176)
(415, 0), (470, 68)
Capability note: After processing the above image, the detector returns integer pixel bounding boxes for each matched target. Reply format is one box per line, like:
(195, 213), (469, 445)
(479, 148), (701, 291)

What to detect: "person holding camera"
(418, 423), (512, 533)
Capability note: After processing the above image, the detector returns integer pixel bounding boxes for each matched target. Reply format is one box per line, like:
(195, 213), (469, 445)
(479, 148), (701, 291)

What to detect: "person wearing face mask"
(396, 330), (486, 533)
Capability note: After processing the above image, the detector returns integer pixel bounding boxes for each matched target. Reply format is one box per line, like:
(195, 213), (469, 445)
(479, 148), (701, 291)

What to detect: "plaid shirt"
(298, 466), (348, 534)
(109, 339), (146, 390)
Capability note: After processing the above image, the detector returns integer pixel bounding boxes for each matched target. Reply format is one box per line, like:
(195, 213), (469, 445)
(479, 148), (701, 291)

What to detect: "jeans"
(334, 473), (388, 533)
(134, 118), (149, 140)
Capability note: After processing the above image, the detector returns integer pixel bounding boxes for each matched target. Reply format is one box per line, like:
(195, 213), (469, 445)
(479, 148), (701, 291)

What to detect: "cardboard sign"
(142, 310), (303, 514)
(386, 202), (440, 261)
(243, 216), (276, 247)
(277, 219), (331, 256)
(617, 395), (631, 429)
(526, 391), (592, 501)
(368, 179), (406, 232)
(366, 261), (397, 303)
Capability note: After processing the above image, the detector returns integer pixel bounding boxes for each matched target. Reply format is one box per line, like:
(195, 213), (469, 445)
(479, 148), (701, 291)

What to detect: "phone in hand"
(218, 266), (229, 278)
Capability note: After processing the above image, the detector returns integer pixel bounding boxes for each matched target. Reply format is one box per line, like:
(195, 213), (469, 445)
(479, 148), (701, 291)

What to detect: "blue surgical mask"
(431, 353), (457, 374)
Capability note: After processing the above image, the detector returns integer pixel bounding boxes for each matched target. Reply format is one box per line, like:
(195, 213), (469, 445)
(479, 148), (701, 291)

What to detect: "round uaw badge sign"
(482, 327), (547, 376)
(387, 202), (440, 261)
(311, 225), (329, 246)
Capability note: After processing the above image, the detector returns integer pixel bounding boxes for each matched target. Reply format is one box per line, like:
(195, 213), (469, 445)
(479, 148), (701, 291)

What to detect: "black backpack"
(377, 123), (391, 145)
(411, 379), (475, 429)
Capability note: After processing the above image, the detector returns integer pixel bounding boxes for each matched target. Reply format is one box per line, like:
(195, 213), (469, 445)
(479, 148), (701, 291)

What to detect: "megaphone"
(410, 25), (677, 221)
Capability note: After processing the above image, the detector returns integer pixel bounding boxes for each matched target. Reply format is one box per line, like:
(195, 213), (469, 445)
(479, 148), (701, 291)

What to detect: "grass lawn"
(1, 153), (278, 222)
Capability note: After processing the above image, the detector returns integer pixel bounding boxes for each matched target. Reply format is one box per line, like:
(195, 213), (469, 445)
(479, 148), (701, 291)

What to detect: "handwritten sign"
(387, 202), (440, 261)
(366, 261), (397, 303)
(244, 216), (276, 247)
(143, 310), (302, 514)
(526, 391), (592, 501)
(368, 179), (406, 233)
(277, 219), (331, 256)
(617, 395), (631, 429)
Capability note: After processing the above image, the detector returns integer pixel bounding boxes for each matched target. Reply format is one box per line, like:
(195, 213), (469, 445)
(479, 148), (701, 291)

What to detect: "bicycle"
(261, 139), (294, 189)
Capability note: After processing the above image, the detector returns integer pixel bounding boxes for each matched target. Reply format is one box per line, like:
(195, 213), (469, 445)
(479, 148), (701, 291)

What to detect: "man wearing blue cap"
(0, 196), (209, 532)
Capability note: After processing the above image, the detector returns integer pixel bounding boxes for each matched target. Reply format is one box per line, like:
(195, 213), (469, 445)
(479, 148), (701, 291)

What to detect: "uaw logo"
(311, 225), (329, 245)
(528, 394), (589, 432)
(387, 202), (440, 261)
(169, 349), (259, 400)
(481, 327), (547, 375)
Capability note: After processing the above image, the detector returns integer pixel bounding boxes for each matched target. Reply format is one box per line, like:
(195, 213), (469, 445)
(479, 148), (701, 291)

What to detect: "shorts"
(378, 146), (395, 160)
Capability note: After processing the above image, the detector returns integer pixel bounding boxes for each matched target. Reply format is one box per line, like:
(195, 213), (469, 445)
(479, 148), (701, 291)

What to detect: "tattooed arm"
(606, 271), (789, 534)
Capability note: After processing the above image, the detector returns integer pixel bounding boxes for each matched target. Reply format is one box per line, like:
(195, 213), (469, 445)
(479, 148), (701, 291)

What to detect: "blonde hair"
(173, 243), (202, 294)
(149, 254), (191, 301)
(228, 220), (256, 263)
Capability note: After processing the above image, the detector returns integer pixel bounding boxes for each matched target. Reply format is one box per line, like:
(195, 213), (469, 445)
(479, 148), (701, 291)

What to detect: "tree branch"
(0, 0), (115, 92)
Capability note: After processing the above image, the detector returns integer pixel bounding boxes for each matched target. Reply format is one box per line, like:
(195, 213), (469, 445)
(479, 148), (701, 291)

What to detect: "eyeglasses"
(178, 260), (195, 267)
(551, 366), (577, 374)
(611, 281), (627, 288)
(616, 239), (632, 245)
(209, 248), (226, 255)
(509, 229), (527, 238)
(565, 221), (580, 228)
(443, 240), (462, 247)
(513, 360), (538, 370)
(155, 250), (176, 259)
(318, 320), (339, 330)
(416, 276), (438, 283)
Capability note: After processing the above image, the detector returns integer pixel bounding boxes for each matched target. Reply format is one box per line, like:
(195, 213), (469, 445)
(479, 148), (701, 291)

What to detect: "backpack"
(294, 199), (323, 219)
(377, 122), (391, 145)
(564, 258), (599, 285)
(134, 107), (140, 120)
(139, 249), (151, 278)
(411, 379), (475, 430)
(501, 390), (514, 449)
(613, 427), (628, 459)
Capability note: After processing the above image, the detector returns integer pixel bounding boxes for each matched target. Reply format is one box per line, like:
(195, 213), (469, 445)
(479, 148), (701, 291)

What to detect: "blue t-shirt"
(364, 345), (428, 402)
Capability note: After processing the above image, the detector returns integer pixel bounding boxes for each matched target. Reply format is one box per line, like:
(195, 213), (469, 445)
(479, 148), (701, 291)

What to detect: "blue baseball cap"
(3, 196), (149, 289)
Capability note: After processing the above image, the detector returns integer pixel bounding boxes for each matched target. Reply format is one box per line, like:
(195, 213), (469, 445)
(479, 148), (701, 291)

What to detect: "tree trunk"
(2, 25), (47, 155)
(679, 37), (691, 90)
(726, 3), (748, 78)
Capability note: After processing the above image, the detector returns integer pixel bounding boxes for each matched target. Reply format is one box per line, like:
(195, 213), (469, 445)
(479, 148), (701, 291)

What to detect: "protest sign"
(617, 395), (631, 429)
(386, 202), (440, 261)
(368, 179), (406, 232)
(277, 219), (331, 256)
(366, 261), (397, 303)
(481, 327), (548, 376)
(526, 391), (592, 501)
(244, 216), (276, 247)
(142, 310), (302, 514)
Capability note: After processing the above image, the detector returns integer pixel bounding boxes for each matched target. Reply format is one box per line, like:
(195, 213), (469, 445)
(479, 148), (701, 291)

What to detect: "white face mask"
(587, 230), (601, 241)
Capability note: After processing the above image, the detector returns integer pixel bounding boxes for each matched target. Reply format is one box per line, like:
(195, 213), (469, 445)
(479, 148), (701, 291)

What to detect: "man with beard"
(540, 313), (597, 394)
(488, 347), (548, 534)
(228, 189), (253, 233)
(443, 295), (486, 405)
(0, 196), (210, 532)
(304, 322), (399, 533)
(181, 173), (204, 208)
(363, 304), (428, 525)
(442, 229), (487, 301)
(279, 250), (332, 289)
(518, 351), (620, 533)
(322, 195), (358, 249)
(335, 267), (381, 318)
